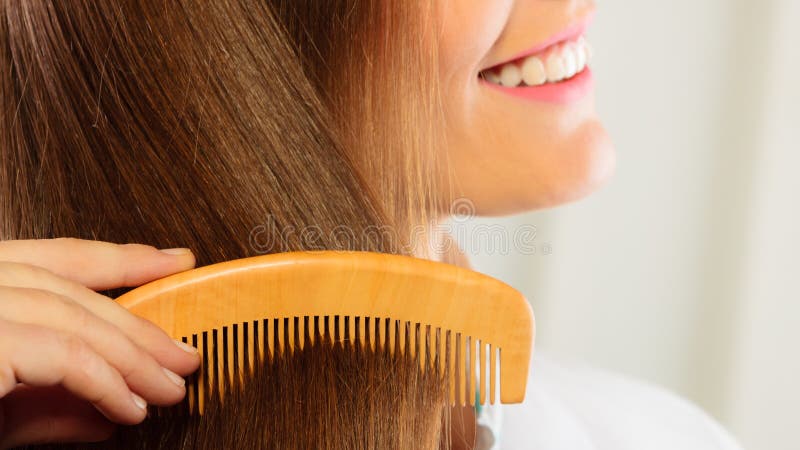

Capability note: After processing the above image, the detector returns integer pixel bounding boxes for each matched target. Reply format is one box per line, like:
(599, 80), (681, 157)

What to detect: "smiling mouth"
(479, 35), (593, 88)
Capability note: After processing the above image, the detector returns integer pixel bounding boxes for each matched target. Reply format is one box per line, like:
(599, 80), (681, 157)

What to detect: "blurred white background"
(458, 1), (799, 449)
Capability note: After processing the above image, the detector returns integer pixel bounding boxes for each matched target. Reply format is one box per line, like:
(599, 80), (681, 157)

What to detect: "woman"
(0, 0), (741, 449)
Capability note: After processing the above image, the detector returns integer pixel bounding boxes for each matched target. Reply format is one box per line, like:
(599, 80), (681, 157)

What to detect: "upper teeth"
(482, 36), (592, 87)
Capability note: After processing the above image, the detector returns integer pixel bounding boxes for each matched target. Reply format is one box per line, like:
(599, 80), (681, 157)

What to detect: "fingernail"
(159, 248), (192, 256)
(174, 339), (198, 354)
(132, 392), (147, 410)
(163, 367), (186, 387)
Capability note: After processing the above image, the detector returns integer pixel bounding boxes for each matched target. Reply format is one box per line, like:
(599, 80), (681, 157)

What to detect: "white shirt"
(489, 353), (743, 450)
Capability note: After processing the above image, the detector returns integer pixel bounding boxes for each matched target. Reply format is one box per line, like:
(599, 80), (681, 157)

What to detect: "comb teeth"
(170, 316), (502, 415)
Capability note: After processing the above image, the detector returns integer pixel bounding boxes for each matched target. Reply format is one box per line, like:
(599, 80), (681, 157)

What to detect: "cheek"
(442, 90), (616, 214)
(436, 1), (512, 84)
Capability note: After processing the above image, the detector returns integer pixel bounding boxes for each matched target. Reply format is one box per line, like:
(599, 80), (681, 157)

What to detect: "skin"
(0, 240), (201, 448)
(437, 0), (615, 215)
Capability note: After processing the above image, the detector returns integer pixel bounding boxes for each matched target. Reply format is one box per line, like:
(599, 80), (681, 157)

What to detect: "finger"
(0, 386), (115, 449)
(0, 286), (188, 406)
(0, 320), (148, 425)
(0, 262), (201, 376)
(0, 238), (195, 290)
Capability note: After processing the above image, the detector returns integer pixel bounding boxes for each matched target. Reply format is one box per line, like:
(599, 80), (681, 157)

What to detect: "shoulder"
(499, 353), (743, 450)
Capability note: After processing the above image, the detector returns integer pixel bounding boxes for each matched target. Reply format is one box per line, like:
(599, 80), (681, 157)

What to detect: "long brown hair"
(273, 1), (449, 235)
(1, 0), (451, 448)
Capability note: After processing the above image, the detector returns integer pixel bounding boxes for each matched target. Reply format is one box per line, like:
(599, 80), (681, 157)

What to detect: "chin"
(544, 124), (617, 207)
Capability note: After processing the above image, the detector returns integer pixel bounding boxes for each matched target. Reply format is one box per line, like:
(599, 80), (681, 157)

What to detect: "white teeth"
(576, 36), (587, 66)
(521, 56), (547, 86)
(580, 36), (593, 64)
(499, 64), (522, 87)
(481, 35), (592, 87)
(575, 44), (587, 71)
(562, 44), (578, 79)
(545, 52), (566, 83)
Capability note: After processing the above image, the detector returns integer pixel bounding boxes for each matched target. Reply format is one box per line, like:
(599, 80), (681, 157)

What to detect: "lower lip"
(479, 68), (594, 104)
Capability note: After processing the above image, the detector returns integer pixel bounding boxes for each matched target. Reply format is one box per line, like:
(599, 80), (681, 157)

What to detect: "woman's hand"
(0, 238), (201, 448)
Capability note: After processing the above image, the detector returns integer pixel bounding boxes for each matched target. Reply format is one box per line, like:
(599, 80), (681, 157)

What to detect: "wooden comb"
(116, 251), (534, 413)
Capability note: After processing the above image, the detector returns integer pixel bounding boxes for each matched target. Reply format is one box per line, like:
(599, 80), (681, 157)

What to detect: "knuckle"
(71, 353), (107, 402)
(134, 316), (162, 336)
(127, 315), (159, 342)
(134, 317), (176, 351)
(58, 332), (85, 360)
(1, 285), (70, 316)
(52, 237), (82, 247)
(52, 237), (87, 259)
(0, 362), (16, 396)
(0, 239), (16, 260)
(0, 260), (19, 276)
(120, 242), (157, 253)
(57, 308), (143, 386)
(0, 322), (17, 394)
(0, 261), (36, 285)
(127, 315), (162, 345)
(106, 333), (142, 382)
(54, 333), (118, 405)
(32, 289), (89, 326)
(86, 383), (112, 409)
(57, 333), (96, 375)
(67, 300), (94, 331)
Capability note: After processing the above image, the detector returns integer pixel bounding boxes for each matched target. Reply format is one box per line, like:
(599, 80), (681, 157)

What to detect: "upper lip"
(480, 12), (595, 72)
